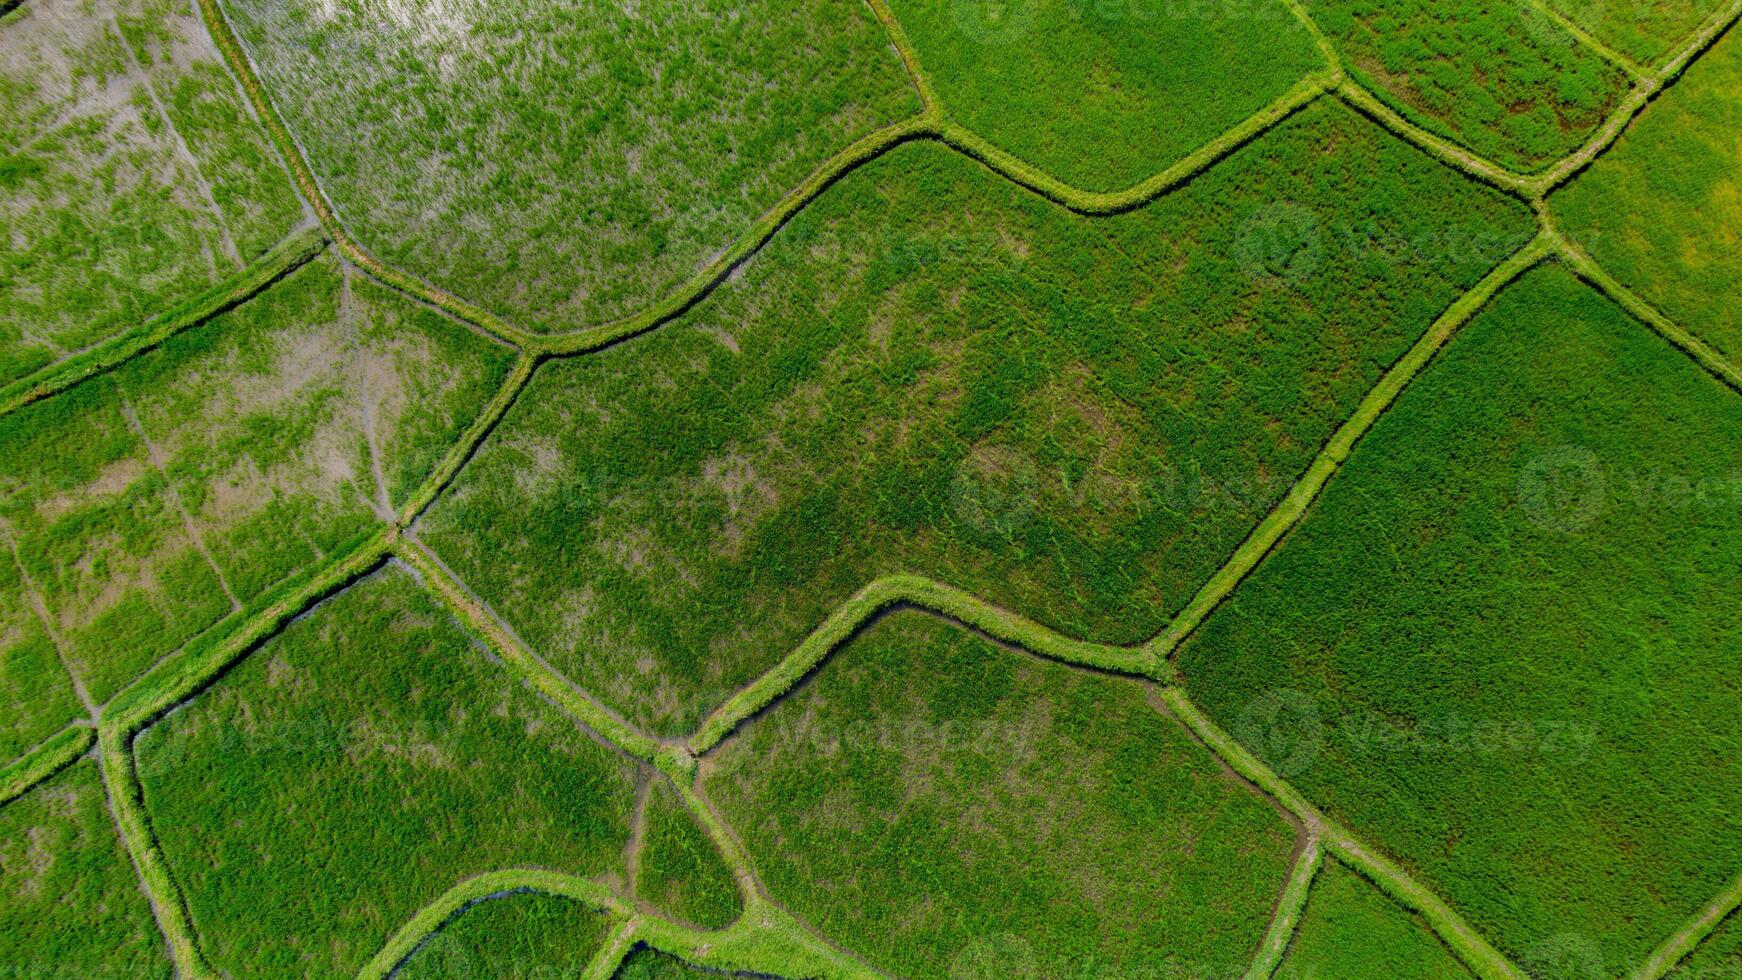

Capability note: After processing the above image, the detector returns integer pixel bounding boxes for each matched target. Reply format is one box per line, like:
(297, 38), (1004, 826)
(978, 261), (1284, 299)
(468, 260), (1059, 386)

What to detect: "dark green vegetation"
(1554, 22), (1742, 366)
(1278, 858), (1472, 979)
(705, 610), (1299, 978)
(422, 102), (1533, 735)
(635, 778), (741, 929)
(612, 947), (723, 980)
(0, 555), (83, 763)
(0, 761), (171, 979)
(1178, 264), (1742, 972)
(884, 0), (1322, 190)
(1543, 0), (1726, 63)
(0, 253), (511, 703)
(395, 891), (612, 980)
(1670, 911), (1742, 978)
(0, 0), (302, 387)
(134, 568), (641, 977)
(218, 0), (918, 332)
(1308, 0), (1631, 169)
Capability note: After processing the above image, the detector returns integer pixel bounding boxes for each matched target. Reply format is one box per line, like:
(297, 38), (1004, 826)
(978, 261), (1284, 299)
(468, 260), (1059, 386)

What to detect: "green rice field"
(5, 0), (1742, 975)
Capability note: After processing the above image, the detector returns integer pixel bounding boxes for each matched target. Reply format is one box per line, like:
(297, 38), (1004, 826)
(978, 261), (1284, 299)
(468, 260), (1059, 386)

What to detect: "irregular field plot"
(0, 760), (171, 979)
(884, 0), (1322, 190)
(1554, 21), (1742, 367)
(0, 0), (301, 385)
(135, 568), (641, 978)
(1308, 0), (1631, 170)
(1278, 858), (1471, 979)
(1178, 264), (1742, 972)
(704, 610), (1300, 978)
(0, 553), (83, 763)
(395, 891), (612, 980)
(1543, 0), (1728, 63)
(0, 253), (511, 702)
(220, 0), (918, 331)
(634, 777), (741, 929)
(422, 102), (1533, 735)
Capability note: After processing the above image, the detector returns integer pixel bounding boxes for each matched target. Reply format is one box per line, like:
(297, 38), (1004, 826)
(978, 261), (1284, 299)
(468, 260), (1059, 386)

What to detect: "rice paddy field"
(3, 0), (1741, 976)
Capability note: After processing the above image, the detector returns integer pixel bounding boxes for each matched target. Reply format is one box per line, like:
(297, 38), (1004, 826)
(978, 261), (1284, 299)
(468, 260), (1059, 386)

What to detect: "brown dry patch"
(34, 456), (147, 522)
(697, 323), (741, 355)
(51, 526), (196, 639)
(12, 825), (59, 901)
(596, 641), (687, 731)
(501, 432), (568, 500)
(701, 452), (778, 555)
(344, 712), (456, 771)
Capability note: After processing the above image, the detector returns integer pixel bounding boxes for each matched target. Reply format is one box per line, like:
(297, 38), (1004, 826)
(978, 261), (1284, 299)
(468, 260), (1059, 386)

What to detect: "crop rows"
(4, 0), (1742, 975)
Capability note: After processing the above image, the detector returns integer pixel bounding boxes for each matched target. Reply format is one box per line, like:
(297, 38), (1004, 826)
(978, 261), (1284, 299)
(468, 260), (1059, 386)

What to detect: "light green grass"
(218, 0), (918, 333)
(0, 253), (510, 702)
(1553, 20), (1742, 369)
(705, 610), (1298, 978)
(134, 567), (641, 977)
(1277, 857), (1474, 979)
(1309, 0), (1632, 170)
(1542, 0), (1728, 63)
(420, 102), (1533, 736)
(883, 0), (1323, 191)
(0, 760), (173, 979)
(1178, 263), (1742, 973)
(396, 891), (614, 980)
(0, 0), (301, 387)
(635, 778), (742, 930)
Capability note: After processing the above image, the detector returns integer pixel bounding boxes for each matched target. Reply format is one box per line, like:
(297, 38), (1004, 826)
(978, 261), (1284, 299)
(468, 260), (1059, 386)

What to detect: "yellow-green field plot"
(0, 0), (303, 386)
(0, 760), (172, 979)
(217, 0), (920, 332)
(1554, 20), (1742, 368)
(1277, 858), (1472, 979)
(0, 253), (511, 703)
(135, 568), (642, 978)
(883, 0), (1324, 190)
(1178, 264), (1742, 973)
(704, 611), (1300, 977)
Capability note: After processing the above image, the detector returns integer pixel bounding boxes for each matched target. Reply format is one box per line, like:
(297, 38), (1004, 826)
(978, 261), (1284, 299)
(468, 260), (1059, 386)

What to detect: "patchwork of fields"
(4, 0), (1742, 976)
